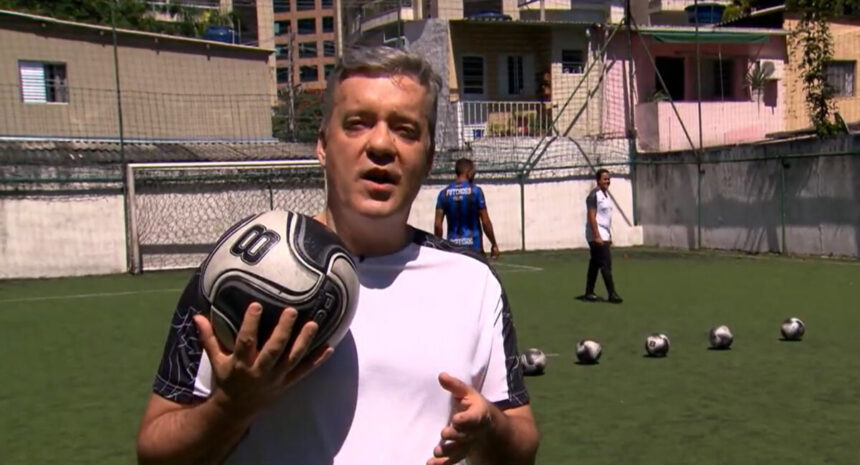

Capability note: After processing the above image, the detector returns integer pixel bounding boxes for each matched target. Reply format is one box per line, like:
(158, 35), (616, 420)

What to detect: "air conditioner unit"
(758, 59), (782, 80)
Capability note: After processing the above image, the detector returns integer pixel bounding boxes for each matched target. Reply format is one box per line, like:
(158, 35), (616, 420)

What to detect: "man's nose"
(366, 123), (396, 163)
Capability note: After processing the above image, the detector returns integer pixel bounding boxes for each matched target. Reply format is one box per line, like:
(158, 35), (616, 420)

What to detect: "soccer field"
(1, 248), (858, 465)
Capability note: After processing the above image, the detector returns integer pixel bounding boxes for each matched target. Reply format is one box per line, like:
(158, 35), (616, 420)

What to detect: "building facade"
(0, 9), (274, 141)
(274, 0), (338, 91)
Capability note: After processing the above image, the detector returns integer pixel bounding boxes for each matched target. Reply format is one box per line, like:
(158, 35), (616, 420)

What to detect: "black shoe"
(608, 292), (623, 304)
(577, 293), (600, 302)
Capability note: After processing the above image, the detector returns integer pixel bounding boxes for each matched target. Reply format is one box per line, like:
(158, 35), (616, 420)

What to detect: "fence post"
(780, 155), (788, 255)
(519, 173), (526, 251)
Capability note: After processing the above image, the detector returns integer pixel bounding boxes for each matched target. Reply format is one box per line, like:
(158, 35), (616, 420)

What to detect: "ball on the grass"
(781, 317), (805, 341)
(200, 210), (359, 354)
(708, 325), (734, 350)
(645, 333), (670, 357)
(520, 348), (548, 376)
(575, 339), (602, 364)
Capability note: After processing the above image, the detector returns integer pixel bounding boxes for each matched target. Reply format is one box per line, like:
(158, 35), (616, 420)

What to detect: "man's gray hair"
(320, 46), (443, 152)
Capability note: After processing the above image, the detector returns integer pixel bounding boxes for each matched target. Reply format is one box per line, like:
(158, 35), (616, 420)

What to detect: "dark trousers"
(586, 241), (616, 295)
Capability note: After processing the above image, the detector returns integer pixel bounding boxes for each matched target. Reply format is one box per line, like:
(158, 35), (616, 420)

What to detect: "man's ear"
(316, 130), (327, 167)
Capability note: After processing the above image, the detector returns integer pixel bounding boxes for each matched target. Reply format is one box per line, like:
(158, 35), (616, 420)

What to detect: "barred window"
(826, 61), (855, 97)
(19, 61), (68, 103)
(461, 56), (484, 95)
(562, 49), (584, 74)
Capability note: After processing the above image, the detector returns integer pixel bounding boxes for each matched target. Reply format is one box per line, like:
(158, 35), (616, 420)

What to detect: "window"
(297, 0), (315, 10)
(274, 0), (290, 12)
(297, 18), (315, 35)
(562, 49), (585, 74)
(19, 61), (68, 103)
(703, 58), (734, 100)
(321, 0), (333, 8)
(461, 56), (484, 95)
(655, 57), (684, 101)
(322, 16), (334, 33)
(275, 45), (287, 58)
(323, 40), (336, 57)
(826, 61), (855, 97)
(299, 41), (317, 58)
(277, 68), (290, 84)
(300, 65), (319, 82)
(275, 20), (290, 36)
(324, 64), (335, 79)
(498, 54), (533, 96)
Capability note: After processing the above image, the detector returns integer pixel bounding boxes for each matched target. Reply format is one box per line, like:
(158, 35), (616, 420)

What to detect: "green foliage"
(788, 0), (848, 136)
(272, 90), (324, 143)
(0, 0), (237, 39)
(745, 61), (774, 91)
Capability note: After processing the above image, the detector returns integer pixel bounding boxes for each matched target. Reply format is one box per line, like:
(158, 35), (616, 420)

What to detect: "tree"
(787, 0), (846, 136)
(272, 90), (323, 143)
(0, 0), (237, 38)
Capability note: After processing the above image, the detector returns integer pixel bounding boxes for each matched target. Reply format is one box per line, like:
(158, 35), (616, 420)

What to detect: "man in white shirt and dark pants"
(578, 169), (623, 303)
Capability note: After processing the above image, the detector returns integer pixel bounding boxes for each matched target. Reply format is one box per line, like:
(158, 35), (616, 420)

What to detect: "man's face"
(317, 73), (433, 220)
(598, 172), (611, 191)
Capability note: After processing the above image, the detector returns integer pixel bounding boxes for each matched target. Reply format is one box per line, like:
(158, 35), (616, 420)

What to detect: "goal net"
(126, 160), (325, 273)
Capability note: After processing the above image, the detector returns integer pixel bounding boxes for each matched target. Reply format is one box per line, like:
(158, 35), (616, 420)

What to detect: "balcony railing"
(634, 100), (783, 152)
(648, 0), (730, 12)
(455, 100), (554, 147)
(361, 0), (413, 20)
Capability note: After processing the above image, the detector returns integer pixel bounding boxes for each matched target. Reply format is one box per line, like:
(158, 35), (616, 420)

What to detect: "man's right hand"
(193, 303), (334, 414)
(593, 237), (604, 245)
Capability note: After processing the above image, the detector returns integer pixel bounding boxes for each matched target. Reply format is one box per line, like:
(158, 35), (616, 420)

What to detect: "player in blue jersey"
(434, 158), (500, 258)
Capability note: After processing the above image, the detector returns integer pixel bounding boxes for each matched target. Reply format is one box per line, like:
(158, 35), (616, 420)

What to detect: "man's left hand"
(490, 245), (500, 260)
(427, 372), (493, 465)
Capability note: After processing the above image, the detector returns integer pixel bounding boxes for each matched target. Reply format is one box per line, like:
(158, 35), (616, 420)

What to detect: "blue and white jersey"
(436, 181), (486, 251)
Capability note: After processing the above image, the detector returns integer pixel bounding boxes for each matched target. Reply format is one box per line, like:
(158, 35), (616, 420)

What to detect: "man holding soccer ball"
(136, 46), (539, 465)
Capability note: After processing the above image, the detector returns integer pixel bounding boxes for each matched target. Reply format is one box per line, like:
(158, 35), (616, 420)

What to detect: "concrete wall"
(410, 176), (642, 251)
(0, 13), (273, 140)
(0, 194), (127, 279)
(635, 135), (860, 257)
(2, 171), (641, 278)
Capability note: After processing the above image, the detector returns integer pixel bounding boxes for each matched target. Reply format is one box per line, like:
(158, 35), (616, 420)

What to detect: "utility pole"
(287, 32), (296, 141)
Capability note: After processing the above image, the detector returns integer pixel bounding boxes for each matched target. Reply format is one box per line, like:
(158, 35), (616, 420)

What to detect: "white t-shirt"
(152, 229), (529, 464)
(585, 187), (613, 242)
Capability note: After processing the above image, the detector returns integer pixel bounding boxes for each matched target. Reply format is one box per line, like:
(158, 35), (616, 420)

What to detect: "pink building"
(604, 27), (788, 152)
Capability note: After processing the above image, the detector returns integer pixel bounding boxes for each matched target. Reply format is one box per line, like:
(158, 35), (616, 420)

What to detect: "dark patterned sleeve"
(480, 272), (529, 410)
(586, 189), (597, 210)
(152, 271), (210, 404)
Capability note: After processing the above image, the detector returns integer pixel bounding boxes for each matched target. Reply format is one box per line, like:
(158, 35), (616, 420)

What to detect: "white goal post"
(125, 160), (324, 274)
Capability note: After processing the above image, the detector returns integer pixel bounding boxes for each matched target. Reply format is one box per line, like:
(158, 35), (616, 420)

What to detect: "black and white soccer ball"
(781, 317), (805, 341)
(520, 348), (548, 376)
(645, 333), (670, 357)
(199, 210), (359, 354)
(575, 339), (602, 364)
(708, 325), (734, 350)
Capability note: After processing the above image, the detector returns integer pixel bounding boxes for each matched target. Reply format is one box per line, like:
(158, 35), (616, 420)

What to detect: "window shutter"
(19, 61), (46, 103)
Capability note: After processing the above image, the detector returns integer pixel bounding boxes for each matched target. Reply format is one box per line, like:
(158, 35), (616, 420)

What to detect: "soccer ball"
(708, 325), (734, 350)
(575, 339), (602, 364)
(781, 317), (805, 341)
(520, 348), (548, 376)
(645, 333), (670, 357)
(200, 210), (359, 354)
